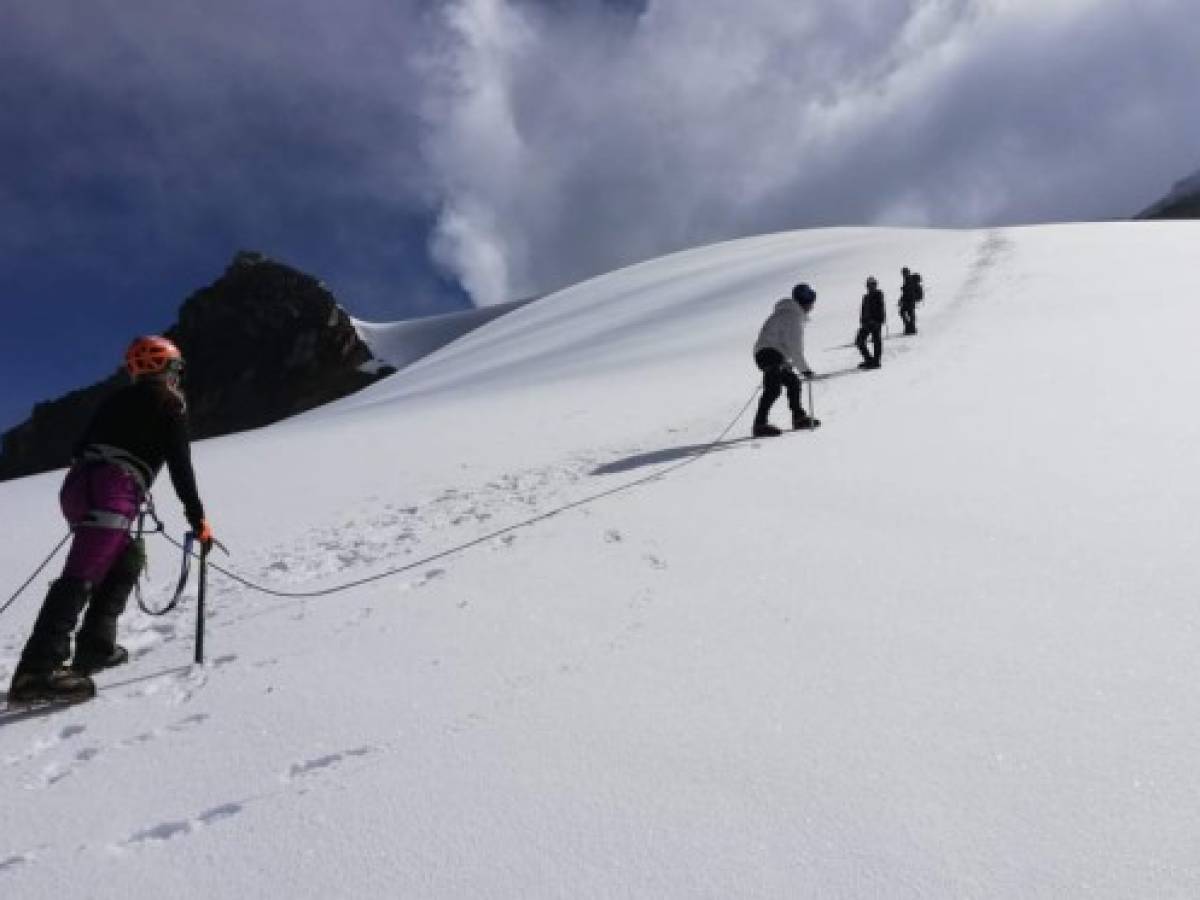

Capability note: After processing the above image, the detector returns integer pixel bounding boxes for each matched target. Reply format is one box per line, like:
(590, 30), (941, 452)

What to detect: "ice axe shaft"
(194, 543), (210, 665)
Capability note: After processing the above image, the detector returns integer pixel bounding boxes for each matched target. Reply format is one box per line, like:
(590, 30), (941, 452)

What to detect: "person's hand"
(195, 518), (214, 548)
(801, 369), (815, 379)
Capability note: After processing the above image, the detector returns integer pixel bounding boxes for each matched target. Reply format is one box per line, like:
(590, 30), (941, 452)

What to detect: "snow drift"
(352, 296), (533, 373)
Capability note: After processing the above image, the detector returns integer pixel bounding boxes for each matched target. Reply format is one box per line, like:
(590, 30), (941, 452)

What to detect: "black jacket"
(75, 379), (205, 528)
(860, 289), (887, 326)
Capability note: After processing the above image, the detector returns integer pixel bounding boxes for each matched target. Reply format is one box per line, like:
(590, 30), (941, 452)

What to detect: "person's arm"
(162, 398), (206, 531)
(70, 391), (110, 460)
(791, 315), (813, 375)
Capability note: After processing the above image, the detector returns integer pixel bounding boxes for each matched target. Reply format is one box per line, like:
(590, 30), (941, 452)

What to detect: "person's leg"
(855, 326), (871, 362)
(781, 367), (807, 426)
(15, 577), (93, 676)
(871, 325), (883, 364)
(10, 469), (107, 701)
(73, 540), (143, 672)
(755, 368), (783, 429)
(753, 349), (784, 433)
(15, 465), (138, 677)
(71, 466), (141, 671)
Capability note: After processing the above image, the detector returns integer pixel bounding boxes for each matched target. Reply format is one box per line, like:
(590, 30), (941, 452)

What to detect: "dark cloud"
(0, 0), (458, 427)
(2, 0), (1199, 428)
(0, 0), (451, 311)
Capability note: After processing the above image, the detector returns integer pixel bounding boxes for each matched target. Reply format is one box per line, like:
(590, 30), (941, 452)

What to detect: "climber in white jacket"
(751, 283), (819, 436)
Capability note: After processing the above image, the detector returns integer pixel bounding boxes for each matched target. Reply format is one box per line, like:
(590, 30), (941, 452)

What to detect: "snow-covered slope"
(352, 297), (533, 373)
(3, 222), (1199, 898)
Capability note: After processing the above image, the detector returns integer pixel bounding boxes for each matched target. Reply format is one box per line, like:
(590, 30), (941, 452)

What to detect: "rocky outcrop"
(1137, 168), (1200, 219)
(0, 251), (396, 481)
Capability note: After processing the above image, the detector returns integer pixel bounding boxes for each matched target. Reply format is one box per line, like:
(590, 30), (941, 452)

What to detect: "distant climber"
(751, 283), (820, 437)
(856, 276), (886, 369)
(7, 336), (214, 707)
(898, 267), (923, 335)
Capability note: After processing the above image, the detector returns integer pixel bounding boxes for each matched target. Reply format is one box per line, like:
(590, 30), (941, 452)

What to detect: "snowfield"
(2, 222), (1199, 898)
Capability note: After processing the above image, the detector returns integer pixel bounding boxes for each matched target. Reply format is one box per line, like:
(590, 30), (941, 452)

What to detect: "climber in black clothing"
(856, 276), (886, 369)
(898, 267), (923, 335)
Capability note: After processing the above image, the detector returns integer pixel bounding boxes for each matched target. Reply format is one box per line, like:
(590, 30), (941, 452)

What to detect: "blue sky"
(3, 0), (1199, 432)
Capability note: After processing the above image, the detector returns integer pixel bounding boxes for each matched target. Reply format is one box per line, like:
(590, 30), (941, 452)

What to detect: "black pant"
(754, 348), (804, 425)
(899, 303), (917, 334)
(856, 324), (882, 363)
(18, 541), (142, 674)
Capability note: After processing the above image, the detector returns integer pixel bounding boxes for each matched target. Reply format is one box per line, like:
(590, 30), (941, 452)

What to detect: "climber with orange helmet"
(8, 336), (213, 706)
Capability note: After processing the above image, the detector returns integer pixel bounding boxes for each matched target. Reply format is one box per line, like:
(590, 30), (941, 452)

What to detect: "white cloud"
(418, 0), (1200, 305)
(4, 0), (1199, 312)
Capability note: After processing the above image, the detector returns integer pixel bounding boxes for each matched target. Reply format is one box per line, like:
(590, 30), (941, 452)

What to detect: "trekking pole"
(194, 542), (210, 665)
(807, 377), (816, 419)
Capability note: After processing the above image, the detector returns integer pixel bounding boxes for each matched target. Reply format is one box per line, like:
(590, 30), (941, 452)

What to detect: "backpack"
(913, 273), (924, 301)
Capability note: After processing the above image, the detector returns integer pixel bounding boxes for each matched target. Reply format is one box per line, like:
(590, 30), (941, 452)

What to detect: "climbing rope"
(155, 383), (767, 601)
(0, 532), (71, 619)
(136, 531), (196, 617)
(2, 383), (774, 615)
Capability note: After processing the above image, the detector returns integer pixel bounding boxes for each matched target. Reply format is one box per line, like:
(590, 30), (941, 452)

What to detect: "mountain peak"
(0, 256), (395, 481)
(1137, 166), (1200, 219)
(229, 249), (269, 270)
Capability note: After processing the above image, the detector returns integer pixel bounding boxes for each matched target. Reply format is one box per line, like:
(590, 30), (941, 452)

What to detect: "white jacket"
(753, 298), (811, 372)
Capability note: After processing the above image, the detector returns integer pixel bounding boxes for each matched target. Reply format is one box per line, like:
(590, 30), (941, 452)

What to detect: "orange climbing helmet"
(124, 336), (183, 378)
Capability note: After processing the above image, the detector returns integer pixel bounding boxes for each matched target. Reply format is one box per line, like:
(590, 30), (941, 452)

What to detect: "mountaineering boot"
(858, 359), (881, 370)
(17, 577), (92, 675)
(8, 668), (96, 707)
(752, 395), (781, 437)
(71, 644), (129, 676)
(793, 411), (821, 430)
(73, 541), (142, 675)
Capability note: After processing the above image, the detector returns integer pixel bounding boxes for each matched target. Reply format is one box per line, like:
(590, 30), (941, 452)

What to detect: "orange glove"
(196, 518), (214, 547)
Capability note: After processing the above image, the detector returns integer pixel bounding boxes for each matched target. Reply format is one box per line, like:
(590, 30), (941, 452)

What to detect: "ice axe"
(193, 535), (228, 666)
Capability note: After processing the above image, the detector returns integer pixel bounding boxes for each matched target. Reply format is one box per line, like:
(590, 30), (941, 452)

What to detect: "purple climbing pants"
(59, 462), (142, 584)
